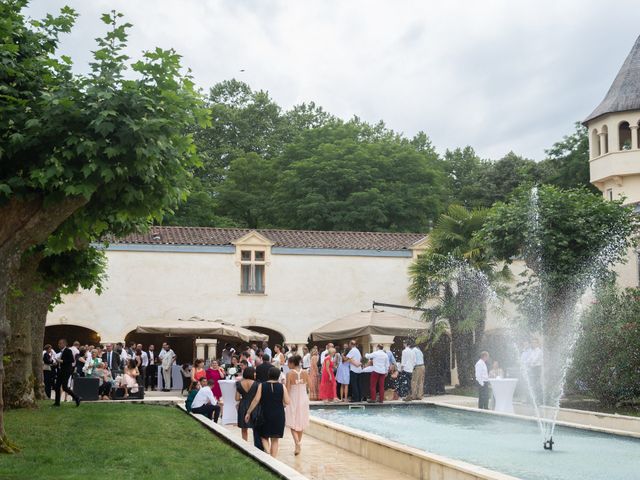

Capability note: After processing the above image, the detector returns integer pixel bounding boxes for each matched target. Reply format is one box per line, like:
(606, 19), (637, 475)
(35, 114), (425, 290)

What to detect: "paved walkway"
(221, 422), (414, 480)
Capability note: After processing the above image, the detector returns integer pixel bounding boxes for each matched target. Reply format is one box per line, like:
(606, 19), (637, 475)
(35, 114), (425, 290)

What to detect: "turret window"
(591, 129), (600, 158)
(619, 121), (631, 150)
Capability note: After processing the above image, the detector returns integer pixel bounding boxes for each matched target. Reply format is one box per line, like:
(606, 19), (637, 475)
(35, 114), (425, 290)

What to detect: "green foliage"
(539, 123), (595, 191)
(409, 205), (501, 385)
(570, 284), (640, 405)
(480, 185), (637, 295)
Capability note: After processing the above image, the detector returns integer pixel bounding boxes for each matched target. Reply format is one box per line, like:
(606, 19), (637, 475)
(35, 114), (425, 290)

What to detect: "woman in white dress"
(272, 344), (285, 370)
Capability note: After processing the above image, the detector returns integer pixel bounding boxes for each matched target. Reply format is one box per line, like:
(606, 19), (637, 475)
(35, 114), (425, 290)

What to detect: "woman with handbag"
(245, 367), (290, 458)
(235, 367), (260, 442)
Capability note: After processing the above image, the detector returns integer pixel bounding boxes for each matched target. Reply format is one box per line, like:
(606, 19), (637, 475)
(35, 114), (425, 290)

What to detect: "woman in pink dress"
(205, 360), (225, 399)
(308, 346), (319, 401)
(285, 355), (310, 455)
(319, 348), (337, 404)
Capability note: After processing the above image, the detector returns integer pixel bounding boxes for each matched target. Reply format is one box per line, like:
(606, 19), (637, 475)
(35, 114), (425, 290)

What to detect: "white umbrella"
(136, 316), (268, 343)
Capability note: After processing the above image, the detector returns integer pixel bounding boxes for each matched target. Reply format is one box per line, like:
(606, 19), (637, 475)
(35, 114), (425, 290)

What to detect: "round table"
(218, 379), (238, 425)
(488, 378), (518, 413)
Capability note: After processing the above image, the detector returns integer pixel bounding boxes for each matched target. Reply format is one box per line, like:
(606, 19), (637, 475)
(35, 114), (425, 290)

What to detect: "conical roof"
(584, 35), (640, 124)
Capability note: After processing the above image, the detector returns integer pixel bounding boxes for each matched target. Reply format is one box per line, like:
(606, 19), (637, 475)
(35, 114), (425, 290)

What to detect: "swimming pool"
(311, 404), (640, 480)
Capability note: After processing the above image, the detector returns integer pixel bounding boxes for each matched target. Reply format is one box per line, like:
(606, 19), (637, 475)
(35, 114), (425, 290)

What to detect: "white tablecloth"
(219, 379), (239, 425)
(488, 378), (518, 413)
(157, 365), (183, 390)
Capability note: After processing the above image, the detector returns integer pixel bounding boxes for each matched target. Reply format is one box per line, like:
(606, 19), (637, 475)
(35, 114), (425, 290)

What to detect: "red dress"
(319, 357), (336, 400)
(205, 367), (224, 399)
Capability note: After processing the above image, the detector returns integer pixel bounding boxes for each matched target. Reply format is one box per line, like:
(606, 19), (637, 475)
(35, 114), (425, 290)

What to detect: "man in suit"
(146, 344), (158, 390)
(101, 343), (121, 372)
(255, 354), (272, 383)
(54, 338), (81, 407)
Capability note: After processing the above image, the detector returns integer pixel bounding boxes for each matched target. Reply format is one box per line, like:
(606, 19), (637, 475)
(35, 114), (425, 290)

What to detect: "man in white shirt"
(158, 343), (176, 391)
(410, 344), (425, 401)
(146, 344), (158, 391)
(399, 340), (415, 400)
(137, 343), (148, 388)
(190, 379), (221, 422)
(346, 340), (363, 402)
(365, 344), (390, 403)
(262, 342), (272, 360)
(528, 338), (543, 404)
(475, 351), (490, 409)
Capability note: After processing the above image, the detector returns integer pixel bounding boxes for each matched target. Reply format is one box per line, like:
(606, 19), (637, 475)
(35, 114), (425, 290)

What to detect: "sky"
(26, 1), (640, 160)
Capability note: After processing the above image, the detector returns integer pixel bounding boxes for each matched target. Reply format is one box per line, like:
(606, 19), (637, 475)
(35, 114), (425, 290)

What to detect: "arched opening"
(44, 324), (101, 349)
(241, 326), (284, 351)
(591, 129), (600, 158)
(124, 330), (194, 365)
(602, 125), (609, 154)
(619, 121), (631, 150)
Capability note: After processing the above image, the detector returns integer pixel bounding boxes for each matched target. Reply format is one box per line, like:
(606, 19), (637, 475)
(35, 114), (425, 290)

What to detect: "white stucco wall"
(47, 248), (422, 343)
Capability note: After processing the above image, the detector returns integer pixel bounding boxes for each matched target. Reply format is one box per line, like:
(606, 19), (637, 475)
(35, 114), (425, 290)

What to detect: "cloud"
(26, 0), (640, 160)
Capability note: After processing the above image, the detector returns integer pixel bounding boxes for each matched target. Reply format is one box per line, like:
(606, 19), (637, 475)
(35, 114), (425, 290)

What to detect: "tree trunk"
(4, 253), (54, 408)
(0, 195), (87, 453)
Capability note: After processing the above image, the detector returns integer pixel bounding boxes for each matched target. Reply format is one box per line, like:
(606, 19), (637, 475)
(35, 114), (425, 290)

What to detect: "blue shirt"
(413, 347), (424, 366)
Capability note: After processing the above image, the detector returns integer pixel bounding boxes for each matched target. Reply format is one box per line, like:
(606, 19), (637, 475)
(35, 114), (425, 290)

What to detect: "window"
(619, 121), (631, 150)
(606, 188), (613, 201)
(240, 249), (266, 294)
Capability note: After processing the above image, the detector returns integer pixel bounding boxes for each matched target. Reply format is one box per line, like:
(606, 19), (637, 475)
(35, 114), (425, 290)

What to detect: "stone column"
(599, 132), (607, 155)
(206, 340), (218, 361)
(630, 125), (639, 150)
(195, 339), (206, 360)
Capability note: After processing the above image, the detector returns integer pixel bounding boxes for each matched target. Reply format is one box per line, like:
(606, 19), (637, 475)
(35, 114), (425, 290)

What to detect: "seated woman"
(92, 362), (114, 400)
(384, 363), (400, 401)
(120, 359), (140, 398)
(185, 380), (200, 412)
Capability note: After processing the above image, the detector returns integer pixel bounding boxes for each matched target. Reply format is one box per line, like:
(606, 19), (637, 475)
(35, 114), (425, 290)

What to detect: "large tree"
(409, 205), (507, 386)
(479, 185), (637, 404)
(271, 119), (445, 231)
(0, 3), (205, 452)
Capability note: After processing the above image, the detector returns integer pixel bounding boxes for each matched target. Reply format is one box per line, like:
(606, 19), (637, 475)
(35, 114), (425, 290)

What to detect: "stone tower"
(585, 35), (640, 205)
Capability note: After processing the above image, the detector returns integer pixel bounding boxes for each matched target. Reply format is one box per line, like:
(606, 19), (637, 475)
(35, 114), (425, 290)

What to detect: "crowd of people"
(43, 339), (179, 404)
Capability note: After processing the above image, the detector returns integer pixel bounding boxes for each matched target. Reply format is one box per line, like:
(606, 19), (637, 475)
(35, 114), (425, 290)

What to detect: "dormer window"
(240, 249), (266, 294)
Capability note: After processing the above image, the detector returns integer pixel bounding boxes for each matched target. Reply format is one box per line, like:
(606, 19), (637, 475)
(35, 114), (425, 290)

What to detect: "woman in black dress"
(246, 366), (290, 457)
(235, 366), (259, 442)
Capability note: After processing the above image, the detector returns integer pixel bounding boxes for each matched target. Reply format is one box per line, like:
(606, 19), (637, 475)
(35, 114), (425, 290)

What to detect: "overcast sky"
(26, 1), (640, 160)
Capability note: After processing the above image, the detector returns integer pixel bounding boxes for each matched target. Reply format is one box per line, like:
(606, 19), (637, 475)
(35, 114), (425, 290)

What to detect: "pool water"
(311, 405), (640, 480)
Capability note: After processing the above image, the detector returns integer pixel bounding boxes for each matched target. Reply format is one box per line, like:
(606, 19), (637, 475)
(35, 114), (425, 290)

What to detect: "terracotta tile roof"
(110, 226), (427, 251)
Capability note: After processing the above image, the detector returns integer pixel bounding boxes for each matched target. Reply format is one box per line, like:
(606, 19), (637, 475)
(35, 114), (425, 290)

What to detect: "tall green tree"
(539, 123), (595, 191)
(0, 3), (205, 451)
(479, 185), (637, 404)
(271, 119), (445, 231)
(409, 205), (506, 386)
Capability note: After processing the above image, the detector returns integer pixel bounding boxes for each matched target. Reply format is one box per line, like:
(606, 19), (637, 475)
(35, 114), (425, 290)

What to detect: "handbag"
(251, 404), (265, 427)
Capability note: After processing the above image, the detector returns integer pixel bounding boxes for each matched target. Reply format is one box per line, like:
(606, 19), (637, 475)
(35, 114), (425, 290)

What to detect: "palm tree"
(409, 205), (507, 387)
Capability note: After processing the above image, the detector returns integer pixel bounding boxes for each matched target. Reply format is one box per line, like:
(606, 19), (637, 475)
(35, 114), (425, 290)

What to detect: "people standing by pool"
(236, 367), (260, 442)
(346, 340), (363, 402)
(365, 344), (390, 403)
(301, 346), (311, 371)
(308, 346), (320, 401)
(272, 344), (285, 370)
(285, 355), (310, 455)
(528, 338), (543, 404)
(399, 339), (415, 400)
(410, 343), (425, 401)
(475, 351), (490, 410)
(205, 360), (225, 400)
(192, 359), (206, 382)
(385, 363), (401, 400)
(336, 343), (351, 401)
(246, 366), (290, 458)
(158, 343), (176, 391)
(319, 347), (337, 403)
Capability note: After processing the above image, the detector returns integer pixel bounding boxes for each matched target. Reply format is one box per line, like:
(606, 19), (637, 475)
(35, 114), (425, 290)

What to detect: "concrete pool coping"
(177, 404), (309, 480)
(306, 414), (521, 480)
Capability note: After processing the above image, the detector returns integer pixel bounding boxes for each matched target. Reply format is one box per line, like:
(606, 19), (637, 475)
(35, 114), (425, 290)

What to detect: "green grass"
(0, 402), (280, 480)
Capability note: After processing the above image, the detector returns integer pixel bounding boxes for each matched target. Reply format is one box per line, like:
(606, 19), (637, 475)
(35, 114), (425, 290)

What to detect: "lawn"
(0, 402), (280, 480)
